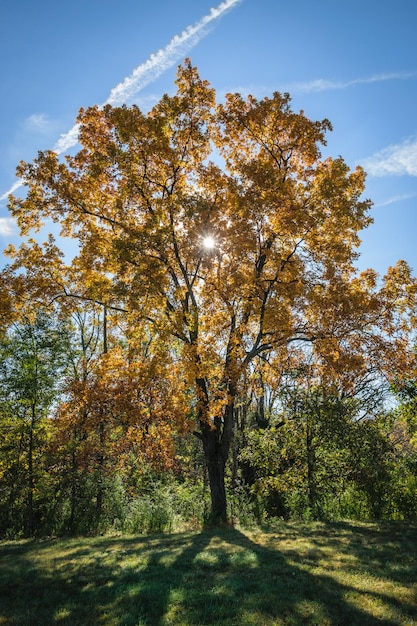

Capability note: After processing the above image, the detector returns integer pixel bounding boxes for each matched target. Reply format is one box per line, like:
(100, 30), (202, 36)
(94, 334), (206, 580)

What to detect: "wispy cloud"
(218, 71), (415, 102)
(24, 113), (54, 133)
(374, 192), (417, 207)
(284, 71), (415, 94)
(363, 136), (417, 177)
(0, 218), (16, 237)
(1, 0), (241, 202)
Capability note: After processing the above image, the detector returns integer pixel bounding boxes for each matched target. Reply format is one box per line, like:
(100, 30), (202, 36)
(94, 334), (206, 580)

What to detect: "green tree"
(240, 383), (394, 521)
(0, 313), (68, 536)
(386, 376), (417, 519)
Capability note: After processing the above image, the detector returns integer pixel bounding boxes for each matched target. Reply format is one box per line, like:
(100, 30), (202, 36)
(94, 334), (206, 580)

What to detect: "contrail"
(106, 0), (241, 107)
(0, 0), (241, 204)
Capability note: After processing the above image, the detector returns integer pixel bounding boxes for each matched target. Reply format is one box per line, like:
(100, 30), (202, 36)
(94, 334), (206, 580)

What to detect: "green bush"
(388, 472), (417, 520)
(170, 481), (209, 527)
(123, 493), (173, 534)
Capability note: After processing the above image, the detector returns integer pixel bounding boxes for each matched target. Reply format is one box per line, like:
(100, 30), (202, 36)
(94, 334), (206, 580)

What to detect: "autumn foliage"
(2, 60), (417, 526)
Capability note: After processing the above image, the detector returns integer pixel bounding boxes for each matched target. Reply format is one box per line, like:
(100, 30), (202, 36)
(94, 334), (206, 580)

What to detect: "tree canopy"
(4, 60), (417, 523)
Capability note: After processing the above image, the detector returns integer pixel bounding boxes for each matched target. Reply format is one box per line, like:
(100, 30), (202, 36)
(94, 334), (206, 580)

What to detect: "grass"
(0, 520), (416, 625)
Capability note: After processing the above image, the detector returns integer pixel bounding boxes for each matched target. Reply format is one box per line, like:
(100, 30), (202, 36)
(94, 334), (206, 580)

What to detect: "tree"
(0, 313), (68, 536)
(6, 60), (415, 523)
(385, 370), (417, 519)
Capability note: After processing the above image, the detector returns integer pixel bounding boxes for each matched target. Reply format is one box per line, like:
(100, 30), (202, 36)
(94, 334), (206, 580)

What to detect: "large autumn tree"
(6, 60), (415, 523)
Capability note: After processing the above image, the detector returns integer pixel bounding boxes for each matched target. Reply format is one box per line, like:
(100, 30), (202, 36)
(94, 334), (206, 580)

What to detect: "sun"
(202, 235), (216, 250)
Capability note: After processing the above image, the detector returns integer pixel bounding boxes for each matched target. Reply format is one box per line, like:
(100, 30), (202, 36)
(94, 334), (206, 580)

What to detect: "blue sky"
(0, 0), (416, 276)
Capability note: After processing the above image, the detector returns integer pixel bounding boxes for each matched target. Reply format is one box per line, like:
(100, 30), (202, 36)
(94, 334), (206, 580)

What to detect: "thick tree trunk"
(198, 399), (235, 525)
(201, 427), (228, 524)
(194, 351), (235, 524)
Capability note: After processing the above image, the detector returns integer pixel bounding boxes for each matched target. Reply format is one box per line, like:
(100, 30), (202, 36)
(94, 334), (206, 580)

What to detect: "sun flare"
(202, 235), (216, 250)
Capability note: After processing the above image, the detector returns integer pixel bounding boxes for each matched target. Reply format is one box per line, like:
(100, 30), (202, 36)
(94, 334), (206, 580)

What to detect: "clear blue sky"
(0, 0), (416, 276)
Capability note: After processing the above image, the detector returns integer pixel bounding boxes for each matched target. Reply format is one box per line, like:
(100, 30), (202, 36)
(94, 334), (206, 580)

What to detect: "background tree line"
(1, 61), (417, 536)
(0, 308), (416, 538)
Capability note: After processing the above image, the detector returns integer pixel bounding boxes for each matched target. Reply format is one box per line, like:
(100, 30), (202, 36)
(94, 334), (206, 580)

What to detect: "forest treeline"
(0, 309), (416, 538)
(1, 61), (417, 537)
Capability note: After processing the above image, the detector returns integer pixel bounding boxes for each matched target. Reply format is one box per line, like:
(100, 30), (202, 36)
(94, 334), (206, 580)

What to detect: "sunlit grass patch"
(0, 522), (416, 625)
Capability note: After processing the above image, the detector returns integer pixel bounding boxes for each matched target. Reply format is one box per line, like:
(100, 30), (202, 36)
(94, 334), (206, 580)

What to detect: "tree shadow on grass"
(135, 525), (415, 626)
(0, 524), (416, 625)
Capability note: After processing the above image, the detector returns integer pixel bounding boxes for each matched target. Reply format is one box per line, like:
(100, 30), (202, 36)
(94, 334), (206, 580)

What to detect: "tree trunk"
(69, 446), (77, 533)
(27, 415), (34, 537)
(194, 354), (235, 524)
(198, 400), (234, 525)
(201, 427), (228, 524)
(96, 421), (105, 519)
(306, 420), (316, 512)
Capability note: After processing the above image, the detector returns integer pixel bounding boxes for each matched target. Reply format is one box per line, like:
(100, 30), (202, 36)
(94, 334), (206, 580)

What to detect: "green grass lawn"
(0, 521), (416, 625)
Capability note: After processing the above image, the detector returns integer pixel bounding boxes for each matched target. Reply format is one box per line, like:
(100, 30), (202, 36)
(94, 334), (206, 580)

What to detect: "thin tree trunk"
(96, 304), (108, 520)
(96, 421), (105, 518)
(27, 414), (34, 537)
(69, 445), (77, 533)
(306, 420), (316, 512)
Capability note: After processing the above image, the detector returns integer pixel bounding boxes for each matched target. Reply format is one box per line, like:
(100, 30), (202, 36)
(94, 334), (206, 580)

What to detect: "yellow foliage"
(5, 60), (417, 448)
